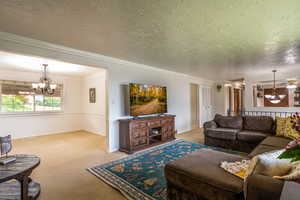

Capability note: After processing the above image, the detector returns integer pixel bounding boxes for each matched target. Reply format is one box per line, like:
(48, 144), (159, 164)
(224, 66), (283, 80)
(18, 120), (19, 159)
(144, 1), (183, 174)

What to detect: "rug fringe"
(87, 168), (155, 200)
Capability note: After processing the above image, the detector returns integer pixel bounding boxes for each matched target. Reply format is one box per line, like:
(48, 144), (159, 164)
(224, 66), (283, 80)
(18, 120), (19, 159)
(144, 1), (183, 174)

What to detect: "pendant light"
(264, 70), (286, 104)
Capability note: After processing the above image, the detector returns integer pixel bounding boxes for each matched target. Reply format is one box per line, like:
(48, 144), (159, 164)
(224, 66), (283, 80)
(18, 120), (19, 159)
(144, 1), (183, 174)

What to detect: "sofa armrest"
(246, 174), (284, 200)
(203, 120), (217, 129)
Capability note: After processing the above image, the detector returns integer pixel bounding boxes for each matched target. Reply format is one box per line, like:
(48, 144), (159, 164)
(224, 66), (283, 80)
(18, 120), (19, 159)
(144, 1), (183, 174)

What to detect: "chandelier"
(32, 64), (57, 95)
(264, 70), (286, 104)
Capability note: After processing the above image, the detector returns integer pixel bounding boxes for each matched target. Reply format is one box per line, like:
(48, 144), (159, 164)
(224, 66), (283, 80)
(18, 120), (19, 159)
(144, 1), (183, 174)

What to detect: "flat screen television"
(129, 83), (167, 116)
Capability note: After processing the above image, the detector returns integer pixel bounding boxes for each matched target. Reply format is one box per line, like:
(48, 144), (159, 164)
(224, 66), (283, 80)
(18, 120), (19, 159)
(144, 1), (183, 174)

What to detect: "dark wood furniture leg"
(17, 170), (32, 200)
(20, 176), (29, 200)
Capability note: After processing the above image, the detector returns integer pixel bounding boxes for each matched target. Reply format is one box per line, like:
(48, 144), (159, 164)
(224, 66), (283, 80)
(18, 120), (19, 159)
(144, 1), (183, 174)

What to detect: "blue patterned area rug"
(88, 139), (243, 200)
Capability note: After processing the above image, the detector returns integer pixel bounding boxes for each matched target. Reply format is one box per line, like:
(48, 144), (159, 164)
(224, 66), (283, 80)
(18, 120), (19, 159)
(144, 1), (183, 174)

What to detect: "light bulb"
(50, 84), (57, 90)
(38, 82), (46, 88)
(32, 83), (38, 89)
(264, 95), (272, 99)
(224, 83), (232, 87)
(270, 99), (280, 104)
(279, 95), (286, 99)
(287, 85), (297, 89)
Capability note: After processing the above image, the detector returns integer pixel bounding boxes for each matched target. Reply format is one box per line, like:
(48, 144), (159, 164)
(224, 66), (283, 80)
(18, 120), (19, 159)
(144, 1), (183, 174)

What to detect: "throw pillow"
(245, 149), (292, 178)
(220, 160), (251, 179)
(244, 149), (293, 198)
(276, 117), (288, 137)
(285, 118), (300, 140)
(274, 161), (300, 181)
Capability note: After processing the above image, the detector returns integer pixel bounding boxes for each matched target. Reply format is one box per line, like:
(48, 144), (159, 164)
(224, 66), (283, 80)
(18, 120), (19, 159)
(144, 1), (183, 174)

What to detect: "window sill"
(0, 111), (64, 118)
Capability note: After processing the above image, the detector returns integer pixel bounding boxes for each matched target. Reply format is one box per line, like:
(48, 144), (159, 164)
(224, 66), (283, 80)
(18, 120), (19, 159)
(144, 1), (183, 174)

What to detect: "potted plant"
(278, 137), (300, 162)
(278, 113), (300, 162)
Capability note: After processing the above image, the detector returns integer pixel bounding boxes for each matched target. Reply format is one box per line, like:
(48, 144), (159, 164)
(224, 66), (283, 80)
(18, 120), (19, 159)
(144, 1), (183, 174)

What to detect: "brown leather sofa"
(165, 116), (292, 200)
(204, 115), (275, 153)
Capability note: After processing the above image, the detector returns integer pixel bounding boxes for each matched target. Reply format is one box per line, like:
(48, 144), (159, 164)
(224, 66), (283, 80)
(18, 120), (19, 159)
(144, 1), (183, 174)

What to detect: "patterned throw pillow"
(285, 117), (300, 140)
(276, 117), (288, 137)
(220, 160), (251, 179)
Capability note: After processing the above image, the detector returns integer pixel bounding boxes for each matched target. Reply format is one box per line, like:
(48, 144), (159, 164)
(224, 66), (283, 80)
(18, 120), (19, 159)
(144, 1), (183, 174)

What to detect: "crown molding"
(0, 31), (214, 85)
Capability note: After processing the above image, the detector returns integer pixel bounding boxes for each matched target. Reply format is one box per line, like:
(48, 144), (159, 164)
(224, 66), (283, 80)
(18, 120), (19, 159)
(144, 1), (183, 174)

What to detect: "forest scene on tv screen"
(129, 83), (167, 116)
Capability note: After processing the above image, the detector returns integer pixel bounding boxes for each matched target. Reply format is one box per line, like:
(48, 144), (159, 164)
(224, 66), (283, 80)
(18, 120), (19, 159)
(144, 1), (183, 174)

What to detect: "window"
(0, 80), (63, 113)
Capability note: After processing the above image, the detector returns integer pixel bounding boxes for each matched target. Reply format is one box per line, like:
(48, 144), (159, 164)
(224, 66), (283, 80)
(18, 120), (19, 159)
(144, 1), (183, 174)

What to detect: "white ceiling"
(0, 1), (300, 80)
(0, 51), (104, 77)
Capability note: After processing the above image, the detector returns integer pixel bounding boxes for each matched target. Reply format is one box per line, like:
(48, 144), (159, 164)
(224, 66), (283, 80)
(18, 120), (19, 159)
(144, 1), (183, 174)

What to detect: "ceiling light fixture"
(264, 70), (286, 104)
(32, 64), (57, 95)
(224, 83), (232, 87)
(285, 48), (297, 64)
(286, 80), (298, 89)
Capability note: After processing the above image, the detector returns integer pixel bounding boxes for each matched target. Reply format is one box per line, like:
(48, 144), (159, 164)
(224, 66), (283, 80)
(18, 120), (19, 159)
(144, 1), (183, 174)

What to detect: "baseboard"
(176, 129), (192, 134)
(176, 127), (203, 135)
(109, 147), (120, 153)
(80, 130), (106, 136)
(13, 129), (83, 140)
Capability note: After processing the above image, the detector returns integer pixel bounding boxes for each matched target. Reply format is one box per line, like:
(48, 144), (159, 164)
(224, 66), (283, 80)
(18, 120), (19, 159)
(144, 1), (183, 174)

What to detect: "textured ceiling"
(0, 0), (300, 80)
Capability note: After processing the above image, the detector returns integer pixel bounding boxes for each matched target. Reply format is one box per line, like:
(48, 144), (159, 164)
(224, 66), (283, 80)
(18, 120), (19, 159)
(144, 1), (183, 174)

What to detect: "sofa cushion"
(214, 114), (243, 129)
(165, 149), (244, 194)
(203, 120), (218, 129)
(243, 116), (274, 133)
(205, 128), (238, 140)
(260, 136), (292, 148)
(249, 144), (282, 158)
(246, 174), (284, 200)
(237, 131), (269, 143)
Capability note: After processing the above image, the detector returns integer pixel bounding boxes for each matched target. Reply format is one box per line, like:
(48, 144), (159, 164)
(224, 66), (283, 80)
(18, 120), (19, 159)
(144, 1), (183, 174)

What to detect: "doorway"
(0, 51), (108, 151)
(190, 83), (200, 129)
(233, 88), (241, 116)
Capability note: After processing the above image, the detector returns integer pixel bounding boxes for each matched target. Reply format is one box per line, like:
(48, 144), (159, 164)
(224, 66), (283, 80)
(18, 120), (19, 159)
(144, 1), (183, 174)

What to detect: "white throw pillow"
(244, 149), (293, 199)
(274, 161), (300, 181)
(245, 149), (292, 178)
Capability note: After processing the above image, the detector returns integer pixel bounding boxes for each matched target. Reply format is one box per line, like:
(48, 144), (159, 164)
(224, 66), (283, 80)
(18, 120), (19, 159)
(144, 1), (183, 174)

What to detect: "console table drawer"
(162, 119), (173, 124)
(132, 137), (148, 147)
(132, 128), (148, 138)
(148, 120), (161, 127)
(131, 122), (147, 129)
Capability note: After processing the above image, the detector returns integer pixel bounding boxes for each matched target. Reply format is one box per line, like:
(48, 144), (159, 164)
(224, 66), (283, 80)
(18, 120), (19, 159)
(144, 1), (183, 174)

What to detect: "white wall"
(0, 69), (107, 139)
(81, 72), (106, 136)
(108, 65), (214, 151)
(0, 69), (83, 139)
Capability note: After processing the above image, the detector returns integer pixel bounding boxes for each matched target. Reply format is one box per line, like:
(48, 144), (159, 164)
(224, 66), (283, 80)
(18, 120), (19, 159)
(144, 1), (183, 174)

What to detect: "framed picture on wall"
(89, 88), (96, 103)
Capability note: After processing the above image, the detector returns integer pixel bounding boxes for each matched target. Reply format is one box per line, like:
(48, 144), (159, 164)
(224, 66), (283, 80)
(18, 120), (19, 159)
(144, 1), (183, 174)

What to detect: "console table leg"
(20, 176), (29, 200)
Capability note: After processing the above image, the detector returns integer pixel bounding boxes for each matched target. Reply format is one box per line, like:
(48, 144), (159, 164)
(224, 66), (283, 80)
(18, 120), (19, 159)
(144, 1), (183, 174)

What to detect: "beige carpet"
(11, 129), (203, 200)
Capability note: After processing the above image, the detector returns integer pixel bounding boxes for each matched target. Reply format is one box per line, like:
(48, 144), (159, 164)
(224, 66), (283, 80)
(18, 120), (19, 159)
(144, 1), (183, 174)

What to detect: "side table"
(0, 154), (41, 200)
